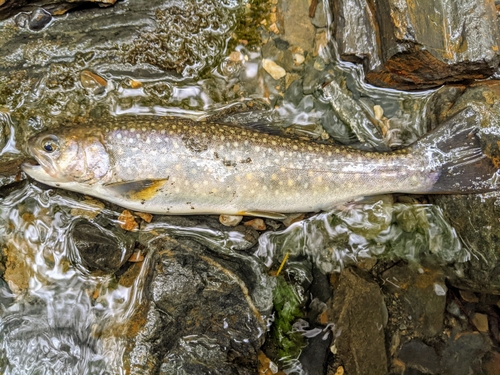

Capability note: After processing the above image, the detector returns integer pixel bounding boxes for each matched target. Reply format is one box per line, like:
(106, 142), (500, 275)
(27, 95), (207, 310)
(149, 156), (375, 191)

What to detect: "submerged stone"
(127, 236), (267, 374)
(382, 263), (446, 338)
(69, 219), (135, 273)
(330, 267), (387, 375)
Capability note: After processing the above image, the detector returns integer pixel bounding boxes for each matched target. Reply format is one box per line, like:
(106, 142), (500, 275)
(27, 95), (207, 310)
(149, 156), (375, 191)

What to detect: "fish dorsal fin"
(104, 179), (169, 201)
(238, 210), (287, 220)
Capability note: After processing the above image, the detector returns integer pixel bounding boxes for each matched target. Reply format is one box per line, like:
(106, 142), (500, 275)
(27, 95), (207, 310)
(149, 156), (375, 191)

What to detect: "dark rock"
(440, 332), (491, 375)
(398, 339), (441, 374)
(331, 0), (500, 89)
(126, 236), (266, 374)
(330, 0), (383, 71)
(299, 333), (330, 375)
(382, 263), (446, 338)
(28, 8), (52, 30)
(330, 267), (388, 375)
(69, 219), (135, 273)
(0, 0), (118, 21)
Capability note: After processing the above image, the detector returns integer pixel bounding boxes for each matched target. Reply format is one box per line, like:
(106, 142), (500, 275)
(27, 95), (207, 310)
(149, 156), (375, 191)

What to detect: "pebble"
(373, 105), (384, 120)
(459, 289), (479, 303)
(134, 211), (153, 223)
(229, 51), (242, 62)
(472, 313), (489, 332)
(28, 8), (52, 31)
(283, 213), (305, 227)
(80, 70), (107, 95)
(244, 218), (266, 231)
(262, 59), (286, 80)
(118, 210), (139, 231)
(293, 53), (305, 65)
(128, 251), (145, 263)
(219, 214), (243, 226)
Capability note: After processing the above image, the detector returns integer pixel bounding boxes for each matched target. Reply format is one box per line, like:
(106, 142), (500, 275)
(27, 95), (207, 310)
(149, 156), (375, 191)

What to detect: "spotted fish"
(22, 108), (499, 218)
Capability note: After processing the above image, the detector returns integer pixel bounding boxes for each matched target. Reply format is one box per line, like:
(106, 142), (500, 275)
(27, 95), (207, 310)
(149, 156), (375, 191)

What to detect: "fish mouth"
(22, 161), (58, 184)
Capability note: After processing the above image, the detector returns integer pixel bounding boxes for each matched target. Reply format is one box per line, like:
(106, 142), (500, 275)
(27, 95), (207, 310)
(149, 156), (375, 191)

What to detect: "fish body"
(23, 110), (498, 217)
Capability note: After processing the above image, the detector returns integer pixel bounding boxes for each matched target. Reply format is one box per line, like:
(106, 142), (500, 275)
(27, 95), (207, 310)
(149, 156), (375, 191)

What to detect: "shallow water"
(0, 0), (472, 373)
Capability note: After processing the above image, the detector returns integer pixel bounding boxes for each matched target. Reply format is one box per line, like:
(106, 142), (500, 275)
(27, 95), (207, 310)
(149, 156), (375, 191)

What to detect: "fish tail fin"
(415, 108), (500, 194)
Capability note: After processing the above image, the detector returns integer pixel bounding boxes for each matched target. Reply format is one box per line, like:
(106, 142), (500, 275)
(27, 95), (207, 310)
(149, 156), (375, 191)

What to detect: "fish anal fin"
(238, 210), (287, 220)
(104, 179), (169, 201)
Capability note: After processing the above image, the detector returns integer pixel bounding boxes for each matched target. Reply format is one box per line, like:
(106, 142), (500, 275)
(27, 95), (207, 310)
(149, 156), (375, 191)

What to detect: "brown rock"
(244, 218), (266, 231)
(330, 267), (388, 375)
(118, 210), (138, 231)
(472, 313), (489, 333)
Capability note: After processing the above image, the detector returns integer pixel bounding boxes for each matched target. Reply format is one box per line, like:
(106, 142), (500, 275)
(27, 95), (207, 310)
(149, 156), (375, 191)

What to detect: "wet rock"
(429, 82), (500, 293)
(0, 0), (118, 21)
(262, 59), (286, 80)
(398, 339), (441, 374)
(382, 263), (446, 338)
(440, 332), (491, 375)
(331, 0), (381, 71)
(330, 267), (387, 375)
(331, 0), (500, 89)
(127, 236), (267, 374)
(69, 220), (135, 273)
(28, 7), (52, 30)
(310, 0), (327, 28)
(277, 0), (315, 52)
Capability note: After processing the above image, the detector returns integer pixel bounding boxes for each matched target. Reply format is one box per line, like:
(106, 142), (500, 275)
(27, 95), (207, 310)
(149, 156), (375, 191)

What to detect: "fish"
(22, 108), (499, 218)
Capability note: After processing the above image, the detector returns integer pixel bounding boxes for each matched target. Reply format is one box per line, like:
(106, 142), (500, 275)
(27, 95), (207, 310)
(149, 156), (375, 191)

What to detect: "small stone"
(333, 366), (344, 375)
(313, 57), (326, 71)
(118, 210), (138, 231)
(128, 251), (145, 263)
(219, 214), (243, 226)
(373, 105), (384, 120)
(70, 197), (105, 219)
(244, 218), (266, 231)
(293, 53), (305, 66)
(229, 51), (242, 62)
(283, 213), (305, 227)
(258, 351), (280, 375)
(310, 0), (328, 28)
(460, 290), (479, 303)
(80, 70), (107, 95)
(262, 59), (286, 80)
(472, 313), (489, 332)
(28, 8), (52, 31)
(134, 211), (153, 223)
(313, 29), (329, 58)
(129, 79), (142, 89)
(269, 22), (280, 34)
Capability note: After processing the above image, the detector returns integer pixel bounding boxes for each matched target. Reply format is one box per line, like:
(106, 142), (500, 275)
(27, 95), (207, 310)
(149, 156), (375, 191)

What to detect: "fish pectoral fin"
(103, 179), (169, 200)
(238, 210), (287, 220)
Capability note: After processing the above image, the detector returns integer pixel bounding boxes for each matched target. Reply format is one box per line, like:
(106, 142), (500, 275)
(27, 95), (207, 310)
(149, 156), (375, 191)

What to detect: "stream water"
(0, 0), (476, 373)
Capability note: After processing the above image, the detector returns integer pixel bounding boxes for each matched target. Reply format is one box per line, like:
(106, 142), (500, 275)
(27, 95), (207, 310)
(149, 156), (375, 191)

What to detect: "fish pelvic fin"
(415, 108), (500, 194)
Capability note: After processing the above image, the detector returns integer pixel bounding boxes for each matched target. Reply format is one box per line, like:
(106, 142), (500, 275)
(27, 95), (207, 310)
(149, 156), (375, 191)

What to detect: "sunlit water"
(0, 0), (472, 373)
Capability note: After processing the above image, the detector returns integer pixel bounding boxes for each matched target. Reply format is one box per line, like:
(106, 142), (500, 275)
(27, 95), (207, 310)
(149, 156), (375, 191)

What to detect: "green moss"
(271, 274), (306, 360)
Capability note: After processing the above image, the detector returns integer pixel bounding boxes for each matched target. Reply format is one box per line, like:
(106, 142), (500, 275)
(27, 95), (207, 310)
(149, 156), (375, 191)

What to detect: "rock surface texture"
(332, 0), (500, 89)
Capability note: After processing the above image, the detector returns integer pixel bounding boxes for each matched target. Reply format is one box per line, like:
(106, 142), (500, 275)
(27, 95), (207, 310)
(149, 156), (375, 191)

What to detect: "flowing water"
(0, 0), (473, 373)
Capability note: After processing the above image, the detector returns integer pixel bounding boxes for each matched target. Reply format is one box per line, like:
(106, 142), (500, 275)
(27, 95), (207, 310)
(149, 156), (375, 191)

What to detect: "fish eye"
(40, 135), (59, 153)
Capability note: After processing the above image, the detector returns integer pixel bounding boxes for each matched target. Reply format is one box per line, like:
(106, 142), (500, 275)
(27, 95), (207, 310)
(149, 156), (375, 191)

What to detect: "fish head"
(23, 127), (110, 186)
